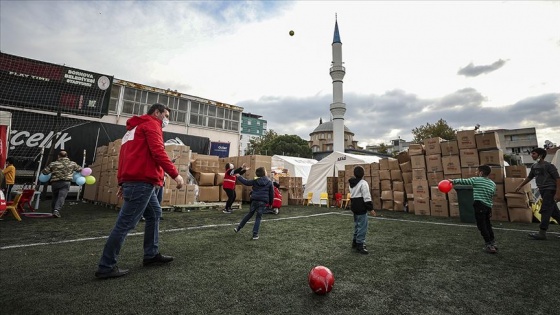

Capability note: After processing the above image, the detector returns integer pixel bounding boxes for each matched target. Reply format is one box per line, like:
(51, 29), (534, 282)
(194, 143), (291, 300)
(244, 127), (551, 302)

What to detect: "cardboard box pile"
(83, 141), (196, 207)
(400, 131), (529, 222)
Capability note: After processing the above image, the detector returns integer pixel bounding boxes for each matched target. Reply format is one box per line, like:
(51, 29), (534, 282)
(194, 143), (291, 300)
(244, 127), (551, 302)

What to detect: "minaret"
(330, 16), (346, 153)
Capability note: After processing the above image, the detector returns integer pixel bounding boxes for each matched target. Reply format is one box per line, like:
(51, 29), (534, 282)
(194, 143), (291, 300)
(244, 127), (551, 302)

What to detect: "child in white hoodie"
(348, 166), (377, 254)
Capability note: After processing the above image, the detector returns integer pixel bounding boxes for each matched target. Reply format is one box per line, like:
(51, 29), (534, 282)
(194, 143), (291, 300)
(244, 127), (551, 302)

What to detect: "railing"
(329, 66), (345, 73)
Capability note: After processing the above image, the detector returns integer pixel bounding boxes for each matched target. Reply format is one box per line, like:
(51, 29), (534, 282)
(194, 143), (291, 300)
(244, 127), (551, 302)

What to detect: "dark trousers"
(224, 188), (235, 210)
(5, 184), (13, 201)
(538, 189), (560, 231)
(473, 200), (494, 243)
(51, 181), (71, 212)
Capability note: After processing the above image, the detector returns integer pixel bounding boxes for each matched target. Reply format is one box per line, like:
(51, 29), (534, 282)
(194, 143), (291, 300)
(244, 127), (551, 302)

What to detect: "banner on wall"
(0, 125), (6, 169)
(209, 142), (230, 158)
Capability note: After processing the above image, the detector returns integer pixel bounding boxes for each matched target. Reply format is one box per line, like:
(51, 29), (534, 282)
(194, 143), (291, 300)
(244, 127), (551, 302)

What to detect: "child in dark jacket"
(234, 167), (274, 240)
(222, 163), (249, 214)
(348, 166), (376, 254)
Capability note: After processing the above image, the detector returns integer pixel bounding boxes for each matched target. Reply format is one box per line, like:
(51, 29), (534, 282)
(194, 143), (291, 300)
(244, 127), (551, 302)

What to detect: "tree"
(247, 130), (277, 155)
(378, 143), (388, 154)
(246, 131), (312, 157)
(269, 135), (312, 158)
(411, 118), (456, 143)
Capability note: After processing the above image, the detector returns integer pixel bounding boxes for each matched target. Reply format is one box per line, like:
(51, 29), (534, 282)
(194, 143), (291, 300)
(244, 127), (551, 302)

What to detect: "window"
(159, 95), (169, 106)
(207, 105), (216, 117)
(108, 85), (120, 113)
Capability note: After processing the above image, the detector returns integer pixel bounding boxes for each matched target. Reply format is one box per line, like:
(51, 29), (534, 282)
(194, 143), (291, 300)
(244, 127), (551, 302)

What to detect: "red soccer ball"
(438, 180), (453, 193)
(308, 266), (334, 295)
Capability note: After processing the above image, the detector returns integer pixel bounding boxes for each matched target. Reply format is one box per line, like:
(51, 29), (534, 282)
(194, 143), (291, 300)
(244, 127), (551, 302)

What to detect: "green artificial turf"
(0, 201), (558, 314)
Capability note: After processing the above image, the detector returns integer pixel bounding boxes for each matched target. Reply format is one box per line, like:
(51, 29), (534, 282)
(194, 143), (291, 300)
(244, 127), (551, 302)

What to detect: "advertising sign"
(210, 142), (230, 158)
(0, 52), (113, 118)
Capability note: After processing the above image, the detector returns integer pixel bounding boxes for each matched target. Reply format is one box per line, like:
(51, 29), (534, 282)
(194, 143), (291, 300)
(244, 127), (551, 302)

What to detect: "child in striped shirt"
(450, 165), (498, 254)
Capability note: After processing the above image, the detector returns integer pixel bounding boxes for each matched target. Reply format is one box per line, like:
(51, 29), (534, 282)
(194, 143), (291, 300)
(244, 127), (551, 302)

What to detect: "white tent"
(271, 155), (317, 185)
(551, 150), (559, 169)
(304, 151), (382, 204)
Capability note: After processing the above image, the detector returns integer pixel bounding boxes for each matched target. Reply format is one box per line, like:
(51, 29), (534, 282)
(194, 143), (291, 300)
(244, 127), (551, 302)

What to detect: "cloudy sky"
(1, 1), (559, 148)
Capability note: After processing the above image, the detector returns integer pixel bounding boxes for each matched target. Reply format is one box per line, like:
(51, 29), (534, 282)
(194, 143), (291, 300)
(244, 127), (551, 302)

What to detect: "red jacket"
(223, 167), (237, 190)
(223, 166), (245, 190)
(117, 114), (178, 186)
(272, 186), (282, 208)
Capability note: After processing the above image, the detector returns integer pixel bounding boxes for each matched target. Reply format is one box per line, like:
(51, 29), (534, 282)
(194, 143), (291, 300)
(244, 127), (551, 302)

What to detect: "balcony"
(329, 65), (345, 73)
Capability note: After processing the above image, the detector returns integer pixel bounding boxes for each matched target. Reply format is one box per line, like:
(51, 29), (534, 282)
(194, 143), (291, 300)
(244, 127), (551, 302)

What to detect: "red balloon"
(438, 180), (453, 193)
(308, 266), (335, 295)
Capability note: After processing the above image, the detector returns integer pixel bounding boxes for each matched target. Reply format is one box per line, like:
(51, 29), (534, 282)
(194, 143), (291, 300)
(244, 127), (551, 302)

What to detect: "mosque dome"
(310, 120), (353, 135)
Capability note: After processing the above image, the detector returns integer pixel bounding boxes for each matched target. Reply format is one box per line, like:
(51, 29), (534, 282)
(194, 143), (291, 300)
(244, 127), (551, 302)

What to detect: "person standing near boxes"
(95, 103), (184, 279)
(222, 162), (249, 214)
(515, 148), (560, 240)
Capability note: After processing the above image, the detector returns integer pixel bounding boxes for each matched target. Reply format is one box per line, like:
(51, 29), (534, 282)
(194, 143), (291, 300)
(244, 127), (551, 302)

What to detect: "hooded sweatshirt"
(237, 176), (274, 205)
(348, 177), (373, 215)
(118, 114), (179, 186)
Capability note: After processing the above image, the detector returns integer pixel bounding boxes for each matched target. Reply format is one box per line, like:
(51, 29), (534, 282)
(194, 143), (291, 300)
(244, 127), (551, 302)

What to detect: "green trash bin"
(454, 185), (476, 223)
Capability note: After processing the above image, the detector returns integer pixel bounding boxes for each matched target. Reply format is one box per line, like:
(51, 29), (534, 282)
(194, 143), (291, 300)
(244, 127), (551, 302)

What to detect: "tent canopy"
(271, 155), (317, 185)
(304, 151), (381, 204)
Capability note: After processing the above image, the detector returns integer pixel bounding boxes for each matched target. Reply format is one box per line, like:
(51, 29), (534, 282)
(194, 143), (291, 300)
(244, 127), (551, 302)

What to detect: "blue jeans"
(237, 200), (266, 237)
(97, 182), (161, 272)
(353, 213), (368, 244)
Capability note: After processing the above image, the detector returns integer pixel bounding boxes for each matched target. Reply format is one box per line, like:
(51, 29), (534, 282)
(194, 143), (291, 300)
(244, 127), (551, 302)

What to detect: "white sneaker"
(273, 208), (279, 215)
(252, 235), (259, 240)
(53, 210), (61, 218)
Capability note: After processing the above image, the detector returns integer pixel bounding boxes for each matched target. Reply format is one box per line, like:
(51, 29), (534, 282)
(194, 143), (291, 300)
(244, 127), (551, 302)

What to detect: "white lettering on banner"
(9, 71), (50, 81)
(9, 130), (71, 150)
(337, 156), (346, 161)
(217, 146), (228, 150)
(121, 127), (136, 145)
(64, 69), (95, 87)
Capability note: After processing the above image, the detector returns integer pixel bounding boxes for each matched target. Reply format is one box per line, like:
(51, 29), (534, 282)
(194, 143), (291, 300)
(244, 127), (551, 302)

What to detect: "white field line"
(0, 212), (336, 250)
(1, 211), (557, 250)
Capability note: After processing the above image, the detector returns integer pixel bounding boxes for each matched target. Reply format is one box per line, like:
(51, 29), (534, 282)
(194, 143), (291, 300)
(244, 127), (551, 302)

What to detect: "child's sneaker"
(484, 244), (497, 254)
(252, 235), (259, 240)
(53, 210), (61, 218)
(233, 227), (239, 233)
(223, 209), (232, 214)
(490, 240), (498, 250)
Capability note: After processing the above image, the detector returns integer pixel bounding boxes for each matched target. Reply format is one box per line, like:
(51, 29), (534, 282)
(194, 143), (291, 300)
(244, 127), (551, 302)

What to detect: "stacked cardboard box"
(440, 140), (461, 217)
(504, 165), (531, 223)
(82, 141), (195, 207)
(400, 131), (513, 220)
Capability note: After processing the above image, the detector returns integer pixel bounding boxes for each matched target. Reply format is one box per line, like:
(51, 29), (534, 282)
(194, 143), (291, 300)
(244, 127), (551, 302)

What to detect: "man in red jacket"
(95, 103), (184, 279)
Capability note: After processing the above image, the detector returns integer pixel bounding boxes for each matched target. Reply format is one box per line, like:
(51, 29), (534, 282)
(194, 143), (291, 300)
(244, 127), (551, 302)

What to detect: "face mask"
(162, 118), (169, 128)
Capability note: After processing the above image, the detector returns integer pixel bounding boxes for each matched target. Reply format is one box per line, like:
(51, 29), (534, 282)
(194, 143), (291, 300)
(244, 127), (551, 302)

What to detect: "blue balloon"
(39, 173), (52, 183)
(75, 176), (86, 186)
(72, 171), (82, 183)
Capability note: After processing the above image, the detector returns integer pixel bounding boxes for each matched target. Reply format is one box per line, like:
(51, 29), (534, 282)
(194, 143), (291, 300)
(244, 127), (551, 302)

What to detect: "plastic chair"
(334, 193), (343, 208)
(341, 193), (351, 209)
(0, 193), (22, 221)
(303, 192), (314, 206)
(7, 189), (36, 213)
(319, 193), (329, 207)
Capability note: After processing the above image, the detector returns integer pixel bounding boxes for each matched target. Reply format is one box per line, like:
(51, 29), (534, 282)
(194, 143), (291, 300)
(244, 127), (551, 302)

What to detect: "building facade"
(239, 112), (267, 155)
(488, 128), (538, 165)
